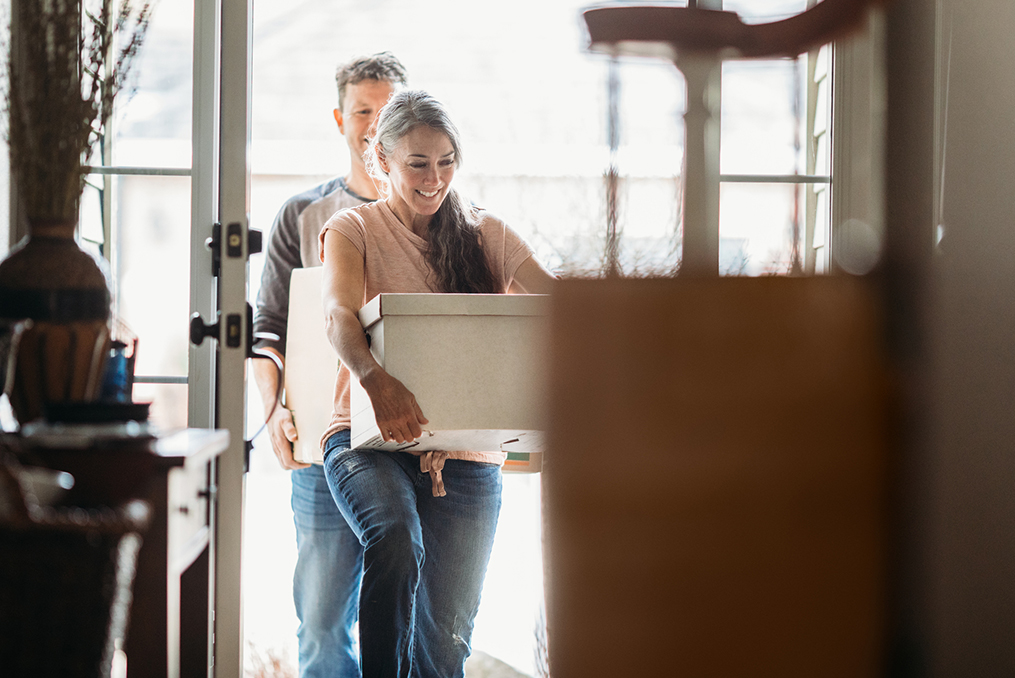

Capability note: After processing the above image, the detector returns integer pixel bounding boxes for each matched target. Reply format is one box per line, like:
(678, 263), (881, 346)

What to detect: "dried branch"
(3, 0), (155, 223)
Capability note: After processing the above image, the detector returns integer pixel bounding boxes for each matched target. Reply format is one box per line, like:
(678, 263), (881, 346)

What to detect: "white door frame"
(190, 0), (252, 675)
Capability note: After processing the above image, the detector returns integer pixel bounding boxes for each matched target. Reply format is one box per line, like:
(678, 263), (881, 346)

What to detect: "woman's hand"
(360, 367), (429, 444)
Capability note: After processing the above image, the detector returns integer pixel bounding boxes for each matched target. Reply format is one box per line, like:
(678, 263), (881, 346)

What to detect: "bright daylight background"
(0, 0), (829, 675)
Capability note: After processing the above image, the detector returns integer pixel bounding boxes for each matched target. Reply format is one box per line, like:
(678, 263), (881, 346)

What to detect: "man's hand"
(266, 403), (311, 470)
(252, 349), (310, 470)
(361, 368), (429, 444)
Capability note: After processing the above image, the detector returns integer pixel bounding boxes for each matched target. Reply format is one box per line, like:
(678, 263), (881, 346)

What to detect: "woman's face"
(378, 125), (456, 225)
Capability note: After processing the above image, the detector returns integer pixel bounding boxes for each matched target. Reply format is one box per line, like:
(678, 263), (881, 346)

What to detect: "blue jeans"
(323, 433), (503, 678)
(292, 429), (363, 678)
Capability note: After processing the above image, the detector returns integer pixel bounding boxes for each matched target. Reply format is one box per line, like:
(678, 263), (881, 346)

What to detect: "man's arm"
(254, 200), (306, 357)
(253, 198), (311, 469)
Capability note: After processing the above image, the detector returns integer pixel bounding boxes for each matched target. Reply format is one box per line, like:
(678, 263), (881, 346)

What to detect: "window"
(720, 43), (832, 274)
(79, 0), (196, 431)
(720, 3), (833, 276)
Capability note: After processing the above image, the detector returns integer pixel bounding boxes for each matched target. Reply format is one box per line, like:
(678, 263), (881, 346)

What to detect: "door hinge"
(205, 222), (262, 276)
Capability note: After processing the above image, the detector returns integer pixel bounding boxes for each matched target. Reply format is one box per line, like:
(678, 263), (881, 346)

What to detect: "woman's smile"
(378, 125), (457, 234)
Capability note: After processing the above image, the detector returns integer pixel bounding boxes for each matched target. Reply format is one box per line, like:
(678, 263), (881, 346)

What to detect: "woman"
(317, 89), (555, 678)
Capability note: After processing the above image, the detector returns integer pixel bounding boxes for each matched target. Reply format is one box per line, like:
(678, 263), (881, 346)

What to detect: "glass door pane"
(83, 0), (196, 432)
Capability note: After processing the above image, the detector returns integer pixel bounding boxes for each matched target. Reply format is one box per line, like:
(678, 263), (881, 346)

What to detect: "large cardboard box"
(350, 292), (548, 472)
(284, 267), (546, 471)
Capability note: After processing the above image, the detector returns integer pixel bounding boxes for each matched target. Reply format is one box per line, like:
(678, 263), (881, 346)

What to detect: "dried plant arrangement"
(4, 0), (154, 224)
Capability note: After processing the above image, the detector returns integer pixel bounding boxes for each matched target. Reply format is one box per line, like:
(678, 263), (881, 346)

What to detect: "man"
(252, 52), (407, 678)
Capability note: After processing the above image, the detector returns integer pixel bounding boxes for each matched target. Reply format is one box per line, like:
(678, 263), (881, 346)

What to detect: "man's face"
(335, 79), (397, 168)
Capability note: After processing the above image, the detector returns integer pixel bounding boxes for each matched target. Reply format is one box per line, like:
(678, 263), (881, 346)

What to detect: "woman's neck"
(386, 198), (431, 238)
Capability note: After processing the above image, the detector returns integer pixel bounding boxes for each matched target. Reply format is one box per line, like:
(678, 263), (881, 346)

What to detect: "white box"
(350, 293), (548, 472)
(284, 267), (340, 465)
(284, 268), (546, 471)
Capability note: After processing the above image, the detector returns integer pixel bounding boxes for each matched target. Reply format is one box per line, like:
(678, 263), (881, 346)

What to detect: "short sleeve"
(477, 212), (534, 290)
(319, 207), (368, 263)
(502, 224), (534, 279)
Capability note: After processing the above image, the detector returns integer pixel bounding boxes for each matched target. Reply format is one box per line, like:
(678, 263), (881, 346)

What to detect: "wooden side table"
(15, 427), (229, 678)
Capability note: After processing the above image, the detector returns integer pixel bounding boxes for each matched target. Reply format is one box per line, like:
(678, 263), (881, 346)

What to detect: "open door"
(188, 0), (253, 674)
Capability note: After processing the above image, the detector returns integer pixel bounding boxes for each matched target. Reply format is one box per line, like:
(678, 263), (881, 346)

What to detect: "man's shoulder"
(298, 179), (372, 229)
(281, 176), (347, 212)
(281, 176), (361, 214)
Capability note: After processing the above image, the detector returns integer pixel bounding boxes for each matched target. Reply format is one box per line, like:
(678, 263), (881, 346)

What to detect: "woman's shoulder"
(472, 207), (510, 232)
(475, 208), (528, 244)
(472, 207), (533, 271)
(322, 200), (384, 231)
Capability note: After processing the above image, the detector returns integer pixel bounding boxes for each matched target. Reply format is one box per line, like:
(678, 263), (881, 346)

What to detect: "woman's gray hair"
(368, 89), (463, 183)
(367, 90), (497, 295)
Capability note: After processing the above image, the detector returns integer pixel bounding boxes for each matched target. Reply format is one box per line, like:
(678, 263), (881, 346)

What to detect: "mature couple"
(252, 53), (554, 678)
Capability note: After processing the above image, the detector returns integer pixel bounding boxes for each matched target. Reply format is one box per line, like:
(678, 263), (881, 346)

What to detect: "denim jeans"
(292, 429), (363, 678)
(323, 432), (503, 678)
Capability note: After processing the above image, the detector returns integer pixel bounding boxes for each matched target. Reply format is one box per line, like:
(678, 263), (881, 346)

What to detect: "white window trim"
(830, 8), (888, 274)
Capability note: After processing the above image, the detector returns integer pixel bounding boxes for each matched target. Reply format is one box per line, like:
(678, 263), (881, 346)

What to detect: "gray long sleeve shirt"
(253, 176), (372, 355)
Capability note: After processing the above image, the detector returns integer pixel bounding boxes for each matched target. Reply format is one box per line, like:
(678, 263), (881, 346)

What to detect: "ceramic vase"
(0, 219), (111, 424)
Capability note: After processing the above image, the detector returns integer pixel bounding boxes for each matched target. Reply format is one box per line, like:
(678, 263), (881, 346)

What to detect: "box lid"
(358, 293), (549, 329)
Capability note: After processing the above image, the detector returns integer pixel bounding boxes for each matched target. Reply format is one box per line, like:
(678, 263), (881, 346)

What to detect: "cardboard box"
(350, 293), (548, 472)
(283, 267), (340, 465)
(284, 267), (546, 471)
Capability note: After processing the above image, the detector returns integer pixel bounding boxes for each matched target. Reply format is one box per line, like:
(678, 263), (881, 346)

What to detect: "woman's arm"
(508, 254), (556, 295)
(321, 229), (429, 444)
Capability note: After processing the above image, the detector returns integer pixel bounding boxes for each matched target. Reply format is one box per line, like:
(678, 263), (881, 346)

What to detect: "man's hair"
(335, 52), (408, 111)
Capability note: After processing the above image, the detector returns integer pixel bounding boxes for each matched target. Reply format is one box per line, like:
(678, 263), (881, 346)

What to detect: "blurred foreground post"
(542, 276), (891, 677)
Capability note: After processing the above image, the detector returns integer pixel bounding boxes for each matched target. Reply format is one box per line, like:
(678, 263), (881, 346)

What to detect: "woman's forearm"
(324, 301), (427, 443)
(323, 304), (381, 383)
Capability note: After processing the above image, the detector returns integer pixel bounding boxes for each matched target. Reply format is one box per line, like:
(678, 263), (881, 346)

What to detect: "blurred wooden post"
(543, 277), (890, 677)
(676, 51), (721, 276)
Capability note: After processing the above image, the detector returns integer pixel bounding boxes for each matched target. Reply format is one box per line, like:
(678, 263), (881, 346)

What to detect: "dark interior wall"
(886, 0), (1015, 673)
(927, 0), (1015, 674)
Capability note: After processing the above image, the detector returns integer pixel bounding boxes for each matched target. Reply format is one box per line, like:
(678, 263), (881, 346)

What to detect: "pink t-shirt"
(316, 199), (534, 489)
